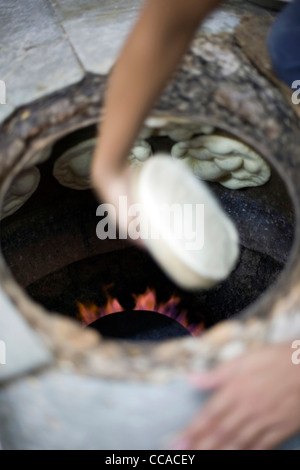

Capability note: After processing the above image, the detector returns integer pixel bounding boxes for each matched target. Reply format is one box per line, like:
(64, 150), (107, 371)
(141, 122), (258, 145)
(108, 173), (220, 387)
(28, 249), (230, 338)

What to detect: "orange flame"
(77, 287), (204, 336)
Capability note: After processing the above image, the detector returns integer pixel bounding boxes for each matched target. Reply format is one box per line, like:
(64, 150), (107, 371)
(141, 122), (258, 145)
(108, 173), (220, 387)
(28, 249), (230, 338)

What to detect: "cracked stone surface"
(6, 40), (84, 108)
(57, 7), (141, 75)
(0, 0), (84, 119)
(0, 0), (62, 48)
(52, 0), (144, 17)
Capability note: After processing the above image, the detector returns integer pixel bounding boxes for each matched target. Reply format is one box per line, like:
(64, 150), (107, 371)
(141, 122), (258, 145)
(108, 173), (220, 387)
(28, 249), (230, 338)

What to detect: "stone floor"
(0, 0), (268, 126)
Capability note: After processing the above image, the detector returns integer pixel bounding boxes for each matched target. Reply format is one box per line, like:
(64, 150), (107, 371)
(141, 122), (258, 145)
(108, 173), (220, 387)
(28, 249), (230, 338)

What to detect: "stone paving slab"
(0, 0), (84, 124)
(6, 39), (84, 108)
(52, 0), (144, 18)
(0, 104), (14, 125)
(57, 7), (141, 75)
(50, 0), (146, 75)
(0, 0), (62, 50)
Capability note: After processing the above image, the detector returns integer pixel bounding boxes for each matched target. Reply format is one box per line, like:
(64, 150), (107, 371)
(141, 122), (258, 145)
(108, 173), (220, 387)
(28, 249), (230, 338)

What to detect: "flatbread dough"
(129, 140), (153, 165)
(53, 139), (153, 189)
(53, 139), (95, 190)
(132, 155), (240, 289)
(157, 123), (215, 141)
(171, 135), (271, 189)
(145, 116), (215, 141)
(52, 118), (216, 190)
(2, 167), (40, 219)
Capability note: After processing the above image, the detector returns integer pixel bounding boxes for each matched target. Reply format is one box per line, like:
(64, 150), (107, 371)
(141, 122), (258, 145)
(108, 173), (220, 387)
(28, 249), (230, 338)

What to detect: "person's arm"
(92, 0), (222, 195)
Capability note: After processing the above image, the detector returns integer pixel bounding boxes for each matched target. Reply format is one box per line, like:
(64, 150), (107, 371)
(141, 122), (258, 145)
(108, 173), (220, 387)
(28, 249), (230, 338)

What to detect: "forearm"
(93, 0), (222, 179)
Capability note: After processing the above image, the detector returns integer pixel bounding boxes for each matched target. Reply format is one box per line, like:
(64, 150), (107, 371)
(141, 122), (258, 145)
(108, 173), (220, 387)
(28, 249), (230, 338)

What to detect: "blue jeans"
(268, 0), (300, 87)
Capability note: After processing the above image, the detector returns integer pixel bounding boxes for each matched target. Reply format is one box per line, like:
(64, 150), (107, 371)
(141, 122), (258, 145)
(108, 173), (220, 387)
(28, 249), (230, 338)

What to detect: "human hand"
(92, 157), (131, 211)
(172, 342), (300, 450)
(91, 152), (145, 246)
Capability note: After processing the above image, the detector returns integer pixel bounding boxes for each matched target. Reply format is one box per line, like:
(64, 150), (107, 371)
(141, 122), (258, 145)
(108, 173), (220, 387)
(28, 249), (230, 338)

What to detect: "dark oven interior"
(0, 125), (295, 341)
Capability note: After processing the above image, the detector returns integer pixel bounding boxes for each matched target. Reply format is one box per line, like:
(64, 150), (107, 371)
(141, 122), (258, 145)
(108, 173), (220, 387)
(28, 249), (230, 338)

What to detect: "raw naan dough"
(132, 155), (240, 289)
(53, 139), (95, 190)
(157, 123), (215, 141)
(129, 140), (153, 165)
(171, 135), (271, 189)
(2, 167), (40, 219)
(53, 118), (217, 190)
(145, 116), (215, 141)
(53, 139), (152, 189)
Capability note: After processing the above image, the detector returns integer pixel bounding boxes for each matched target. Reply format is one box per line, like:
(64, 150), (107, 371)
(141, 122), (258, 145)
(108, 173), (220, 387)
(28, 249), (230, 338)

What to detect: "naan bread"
(53, 139), (96, 190)
(172, 135), (271, 189)
(132, 155), (240, 289)
(129, 140), (153, 165)
(2, 167), (40, 219)
(145, 116), (215, 141)
(53, 139), (153, 189)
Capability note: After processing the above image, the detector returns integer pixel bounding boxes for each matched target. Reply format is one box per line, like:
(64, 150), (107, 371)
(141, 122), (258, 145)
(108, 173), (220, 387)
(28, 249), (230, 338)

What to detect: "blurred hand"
(92, 156), (145, 247)
(92, 160), (131, 212)
(172, 343), (300, 450)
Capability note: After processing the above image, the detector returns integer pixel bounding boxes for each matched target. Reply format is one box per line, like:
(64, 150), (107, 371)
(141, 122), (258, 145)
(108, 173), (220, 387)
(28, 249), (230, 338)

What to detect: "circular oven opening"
(0, 120), (295, 343)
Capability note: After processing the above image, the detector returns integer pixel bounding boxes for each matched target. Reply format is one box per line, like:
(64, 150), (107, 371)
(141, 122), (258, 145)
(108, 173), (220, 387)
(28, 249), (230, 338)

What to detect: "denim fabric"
(279, 433), (300, 450)
(268, 0), (300, 87)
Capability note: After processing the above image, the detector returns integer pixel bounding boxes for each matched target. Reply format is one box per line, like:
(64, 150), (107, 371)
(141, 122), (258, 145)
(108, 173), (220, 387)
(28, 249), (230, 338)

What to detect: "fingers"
(195, 409), (254, 450)
(248, 429), (286, 450)
(186, 398), (260, 450)
(217, 418), (271, 450)
(171, 343), (300, 450)
(171, 384), (236, 449)
(171, 394), (271, 450)
(189, 356), (244, 391)
(172, 362), (275, 450)
(188, 344), (283, 393)
(171, 360), (246, 449)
